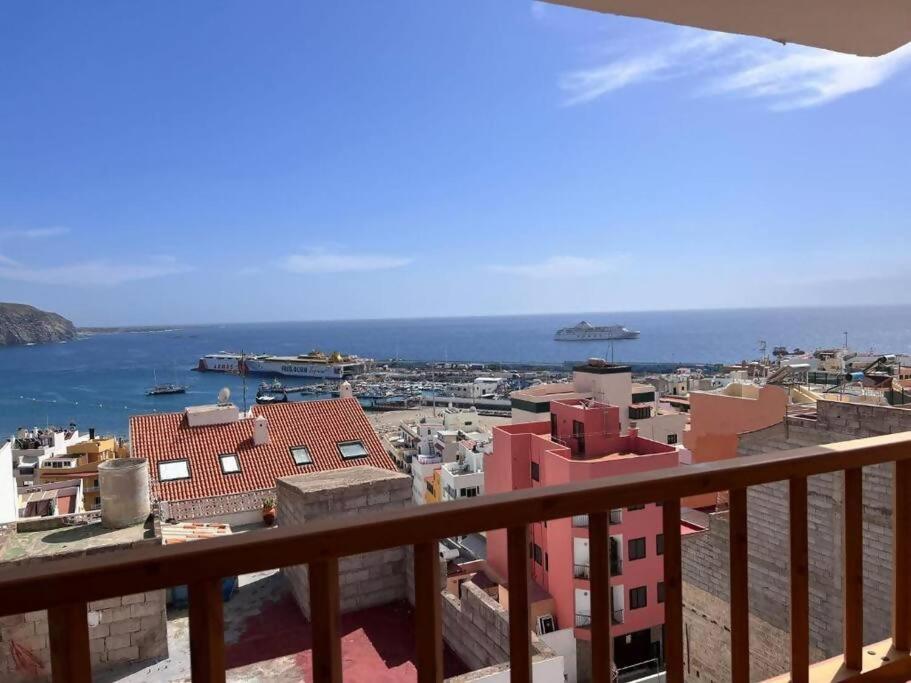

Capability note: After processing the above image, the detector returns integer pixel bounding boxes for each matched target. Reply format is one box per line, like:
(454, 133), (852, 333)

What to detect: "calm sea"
(1, 306), (909, 438)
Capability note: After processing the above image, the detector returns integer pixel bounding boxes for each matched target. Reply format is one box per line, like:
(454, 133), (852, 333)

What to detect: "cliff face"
(0, 303), (76, 346)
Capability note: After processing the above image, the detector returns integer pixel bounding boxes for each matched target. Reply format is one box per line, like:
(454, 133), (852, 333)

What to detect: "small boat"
(146, 383), (187, 396)
(256, 379), (288, 404)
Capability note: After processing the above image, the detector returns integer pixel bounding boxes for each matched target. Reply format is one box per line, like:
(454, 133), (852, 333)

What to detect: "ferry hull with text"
(196, 351), (371, 378)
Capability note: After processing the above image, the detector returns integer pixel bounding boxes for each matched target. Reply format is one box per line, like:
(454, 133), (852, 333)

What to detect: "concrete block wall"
(0, 591), (167, 681)
(442, 581), (511, 671)
(681, 582), (825, 683)
(277, 467), (412, 618)
(680, 400), (911, 679)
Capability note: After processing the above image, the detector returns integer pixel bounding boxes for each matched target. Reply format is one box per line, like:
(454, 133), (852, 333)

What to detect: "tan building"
(37, 434), (128, 511)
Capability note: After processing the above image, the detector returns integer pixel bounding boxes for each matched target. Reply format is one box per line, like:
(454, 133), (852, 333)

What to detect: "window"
(545, 552), (549, 571)
(550, 413), (557, 436)
(533, 543), (543, 565)
(290, 446), (313, 465)
(630, 586), (648, 610)
(628, 537), (646, 560)
(658, 582), (666, 604)
(159, 459), (189, 481)
(531, 461), (540, 481)
(460, 486), (479, 498)
(338, 441), (369, 459)
(426, 481), (434, 494)
(628, 504), (645, 511)
(657, 534), (665, 556)
(667, 433), (678, 445)
(219, 453), (240, 474)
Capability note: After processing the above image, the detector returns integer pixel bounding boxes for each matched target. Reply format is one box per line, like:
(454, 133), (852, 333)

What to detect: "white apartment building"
(440, 438), (490, 502)
(401, 408), (491, 505)
(11, 426), (88, 486)
(0, 442), (16, 524)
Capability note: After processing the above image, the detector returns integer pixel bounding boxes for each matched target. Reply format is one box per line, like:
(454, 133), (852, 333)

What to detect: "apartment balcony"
(573, 509), (621, 527)
(573, 563), (590, 580)
(1, 433), (910, 682)
(576, 609), (623, 628)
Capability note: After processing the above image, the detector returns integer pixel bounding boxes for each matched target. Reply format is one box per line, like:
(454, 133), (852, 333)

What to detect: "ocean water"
(1, 306), (909, 438)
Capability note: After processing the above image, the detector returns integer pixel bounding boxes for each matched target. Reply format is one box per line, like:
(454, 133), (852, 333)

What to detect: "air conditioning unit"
(537, 614), (556, 635)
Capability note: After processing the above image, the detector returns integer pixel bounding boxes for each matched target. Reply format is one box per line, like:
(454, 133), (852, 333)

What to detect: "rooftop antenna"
(844, 331), (849, 350)
(241, 350), (248, 413)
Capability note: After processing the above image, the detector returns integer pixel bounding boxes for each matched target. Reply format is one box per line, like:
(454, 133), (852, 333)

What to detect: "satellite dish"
(218, 387), (231, 405)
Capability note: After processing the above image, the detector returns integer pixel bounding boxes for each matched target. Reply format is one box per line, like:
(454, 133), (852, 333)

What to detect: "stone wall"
(0, 592), (167, 681)
(277, 467), (411, 618)
(440, 580), (561, 682)
(0, 514), (167, 681)
(678, 399), (911, 680)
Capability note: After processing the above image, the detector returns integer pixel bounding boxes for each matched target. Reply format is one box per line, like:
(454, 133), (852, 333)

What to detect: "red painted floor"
(226, 595), (468, 682)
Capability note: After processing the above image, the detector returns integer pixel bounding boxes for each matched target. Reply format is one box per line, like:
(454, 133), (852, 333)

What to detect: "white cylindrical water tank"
(339, 381), (354, 399)
(99, 458), (151, 529)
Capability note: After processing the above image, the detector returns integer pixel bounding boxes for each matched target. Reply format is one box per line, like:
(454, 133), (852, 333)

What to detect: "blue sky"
(1, 1), (909, 326)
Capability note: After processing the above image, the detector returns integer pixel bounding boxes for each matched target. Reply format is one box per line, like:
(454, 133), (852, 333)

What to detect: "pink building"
(486, 398), (679, 672)
(683, 383), (787, 508)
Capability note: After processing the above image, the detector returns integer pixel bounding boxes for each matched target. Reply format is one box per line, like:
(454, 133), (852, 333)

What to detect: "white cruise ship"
(196, 350), (371, 379)
(554, 321), (640, 341)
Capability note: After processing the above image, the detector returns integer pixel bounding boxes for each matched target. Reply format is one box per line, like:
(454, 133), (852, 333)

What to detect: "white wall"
(468, 655), (566, 682)
(540, 629), (577, 683)
(0, 442), (18, 523)
(636, 412), (687, 445)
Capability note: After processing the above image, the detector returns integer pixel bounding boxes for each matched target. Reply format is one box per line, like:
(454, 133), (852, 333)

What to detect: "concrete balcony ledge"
(765, 639), (911, 682)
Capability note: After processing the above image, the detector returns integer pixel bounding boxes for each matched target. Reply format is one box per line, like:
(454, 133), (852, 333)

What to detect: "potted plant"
(262, 497), (276, 526)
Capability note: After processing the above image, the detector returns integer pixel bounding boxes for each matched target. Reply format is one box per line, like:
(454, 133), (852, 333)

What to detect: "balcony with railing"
(1, 432), (911, 682)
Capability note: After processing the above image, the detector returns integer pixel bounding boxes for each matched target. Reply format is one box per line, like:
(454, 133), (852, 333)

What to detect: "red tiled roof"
(130, 398), (393, 504)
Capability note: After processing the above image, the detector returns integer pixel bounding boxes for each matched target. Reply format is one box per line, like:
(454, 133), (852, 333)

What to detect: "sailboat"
(146, 368), (187, 396)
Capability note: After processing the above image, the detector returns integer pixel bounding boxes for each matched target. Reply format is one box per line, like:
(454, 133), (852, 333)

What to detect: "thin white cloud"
(489, 255), (627, 279)
(708, 44), (911, 110)
(560, 28), (911, 110)
(281, 248), (412, 274)
(0, 226), (70, 240)
(560, 32), (734, 105)
(0, 255), (191, 286)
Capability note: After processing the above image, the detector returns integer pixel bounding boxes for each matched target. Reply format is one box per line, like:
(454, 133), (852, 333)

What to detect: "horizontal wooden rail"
(0, 432), (910, 616)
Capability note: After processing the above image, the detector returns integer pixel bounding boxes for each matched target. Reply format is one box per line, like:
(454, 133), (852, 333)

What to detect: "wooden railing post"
(663, 499), (684, 683)
(414, 541), (443, 683)
(48, 602), (91, 683)
(590, 511), (612, 682)
(843, 467), (863, 669)
(729, 487), (750, 683)
(507, 525), (531, 683)
(789, 478), (809, 683)
(310, 558), (342, 683)
(188, 578), (226, 683)
(894, 460), (911, 651)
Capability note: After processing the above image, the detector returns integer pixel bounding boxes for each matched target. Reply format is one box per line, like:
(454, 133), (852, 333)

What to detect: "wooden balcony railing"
(1, 432), (911, 682)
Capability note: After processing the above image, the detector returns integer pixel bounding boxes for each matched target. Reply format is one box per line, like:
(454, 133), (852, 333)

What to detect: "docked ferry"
(196, 350), (371, 378)
(554, 321), (640, 341)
